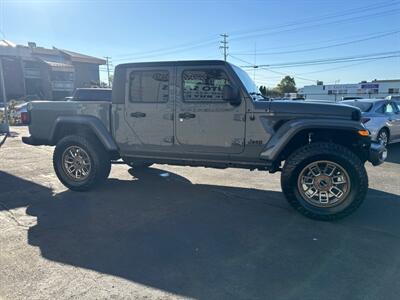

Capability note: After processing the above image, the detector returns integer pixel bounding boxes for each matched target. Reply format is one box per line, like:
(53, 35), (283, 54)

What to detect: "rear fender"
(50, 115), (119, 153)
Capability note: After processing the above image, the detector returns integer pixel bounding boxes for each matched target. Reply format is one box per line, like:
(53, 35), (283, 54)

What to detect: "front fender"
(50, 115), (119, 152)
(260, 118), (365, 161)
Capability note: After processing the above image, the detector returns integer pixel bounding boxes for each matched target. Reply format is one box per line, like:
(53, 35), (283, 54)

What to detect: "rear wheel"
(281, 142), (368, 221)
(53, 135), (111, 191)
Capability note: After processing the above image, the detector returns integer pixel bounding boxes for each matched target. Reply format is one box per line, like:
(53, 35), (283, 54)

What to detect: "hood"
(255, 100), (361, 121)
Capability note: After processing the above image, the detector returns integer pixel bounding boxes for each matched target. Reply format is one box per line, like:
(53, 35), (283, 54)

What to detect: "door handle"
(130, 112), (146, 118)
(178, 112), (196, 119)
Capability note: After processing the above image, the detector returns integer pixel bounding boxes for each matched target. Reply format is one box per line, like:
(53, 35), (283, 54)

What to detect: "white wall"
(300, 80), (400, 102)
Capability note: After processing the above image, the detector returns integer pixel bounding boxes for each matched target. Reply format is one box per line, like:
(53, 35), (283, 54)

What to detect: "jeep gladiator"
(22, 60), (387, 220)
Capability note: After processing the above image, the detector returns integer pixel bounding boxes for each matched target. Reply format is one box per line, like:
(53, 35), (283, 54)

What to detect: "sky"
(0, 0), (399, 88)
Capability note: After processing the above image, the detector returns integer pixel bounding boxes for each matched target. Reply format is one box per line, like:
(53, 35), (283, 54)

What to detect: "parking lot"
(1, 126), (400, 299)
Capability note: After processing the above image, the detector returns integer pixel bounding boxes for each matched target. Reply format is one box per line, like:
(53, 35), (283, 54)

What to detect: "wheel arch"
(260, 118), (368, 164)
(378, 126), (390, 137)
(50, 115), (120, 159)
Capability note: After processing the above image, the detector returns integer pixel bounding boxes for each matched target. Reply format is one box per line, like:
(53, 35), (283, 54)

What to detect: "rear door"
(123, 67), (174, 153)
(175, 66), (246, 154)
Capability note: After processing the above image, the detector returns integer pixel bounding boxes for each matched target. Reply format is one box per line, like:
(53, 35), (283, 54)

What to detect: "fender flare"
(50, 115), (119, 152)
(260, 118), (365, 162)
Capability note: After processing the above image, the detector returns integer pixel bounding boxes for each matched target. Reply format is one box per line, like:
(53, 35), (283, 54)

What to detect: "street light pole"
(0, 57), (9, 134)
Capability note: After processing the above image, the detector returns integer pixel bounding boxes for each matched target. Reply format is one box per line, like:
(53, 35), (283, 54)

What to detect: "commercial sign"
(360, 83), (379, 89)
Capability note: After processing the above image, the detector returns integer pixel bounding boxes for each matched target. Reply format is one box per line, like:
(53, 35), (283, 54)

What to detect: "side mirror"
(222, 85), (241, 106)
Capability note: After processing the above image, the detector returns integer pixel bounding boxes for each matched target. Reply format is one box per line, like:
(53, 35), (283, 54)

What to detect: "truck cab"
(113, 61), (256, 164)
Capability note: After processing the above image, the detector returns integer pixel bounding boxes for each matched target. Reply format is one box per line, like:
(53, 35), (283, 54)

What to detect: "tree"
(265, 88), (281, 98)
(276, 76), (297, 94)
(108, 75), (114, 88)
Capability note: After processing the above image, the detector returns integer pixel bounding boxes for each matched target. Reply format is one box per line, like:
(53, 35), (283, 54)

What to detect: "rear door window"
(129, 70), (169, 103)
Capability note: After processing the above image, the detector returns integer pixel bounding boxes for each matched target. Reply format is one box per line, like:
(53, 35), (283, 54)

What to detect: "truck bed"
(27, 101), (112, 144)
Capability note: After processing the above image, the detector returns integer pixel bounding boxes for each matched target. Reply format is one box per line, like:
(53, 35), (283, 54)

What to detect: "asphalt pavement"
(1, 126), (400, 300)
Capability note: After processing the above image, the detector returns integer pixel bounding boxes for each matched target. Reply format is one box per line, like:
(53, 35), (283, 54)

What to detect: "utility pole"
(0, 57), (9, 134)
(220, 34), (229, 61)
(104, 56), (111, 87)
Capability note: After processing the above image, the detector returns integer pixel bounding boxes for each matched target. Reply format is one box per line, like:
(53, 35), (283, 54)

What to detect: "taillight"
(361, 117), (370, 124)
(21, 112), (30, 124)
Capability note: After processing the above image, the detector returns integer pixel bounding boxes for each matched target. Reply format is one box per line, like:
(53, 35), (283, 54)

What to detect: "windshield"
(230, 64), (258, 95)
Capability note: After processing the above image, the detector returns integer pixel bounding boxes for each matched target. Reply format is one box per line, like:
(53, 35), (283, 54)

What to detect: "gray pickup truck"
(22, 60), (386, 220)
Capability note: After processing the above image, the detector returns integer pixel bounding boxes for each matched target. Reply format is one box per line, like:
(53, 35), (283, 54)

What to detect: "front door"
(175, 66), (246, 154)
(123, 67), (174, 153)
(388, 102), (400, 140)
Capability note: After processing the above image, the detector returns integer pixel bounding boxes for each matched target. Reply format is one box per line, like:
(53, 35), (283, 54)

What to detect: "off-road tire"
(281, 142), (368, 221)
(53, 135), (111, 191)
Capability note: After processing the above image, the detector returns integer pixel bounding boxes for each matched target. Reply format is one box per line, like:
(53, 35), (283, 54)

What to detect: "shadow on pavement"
(387, 143), (400, 164)
(1, 169), (400, 299)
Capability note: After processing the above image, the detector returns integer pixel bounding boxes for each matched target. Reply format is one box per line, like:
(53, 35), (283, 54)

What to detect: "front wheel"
(377, 128), (389, 146)
(281, 142), (368, 221)
(53, 135), (111, 191)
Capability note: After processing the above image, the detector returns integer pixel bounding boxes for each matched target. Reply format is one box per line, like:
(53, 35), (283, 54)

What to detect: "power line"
(229, 54), (317, 83)
(228, 0), (397, 38)
(230, 30), (400, 56)
(231, 30), (400, 54)
(113, 37), (219, 59)
(239, 51), (400, 69)
(111, 1), (399, 62)
(296, 57), (399, 76)
(228, 1), (399, 41)
(113, 39), (218, 61)
(113, 39), (218, 62)
(219, 34), (229, 62)
(229, 8), (400, 42)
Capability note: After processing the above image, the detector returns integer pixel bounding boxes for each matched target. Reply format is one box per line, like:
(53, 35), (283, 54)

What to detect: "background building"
(299, 79), (400, 102)
(0, 40), (105, 101)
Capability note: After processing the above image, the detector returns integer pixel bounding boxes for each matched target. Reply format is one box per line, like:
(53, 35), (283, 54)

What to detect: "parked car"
(22, 60), (386, 221)
(385, 95), (400, 101)
(68, 88), (112, 102)
(14, 103), (28, 125)
(342, 99), (400, 145)
(341, 96), (363, 101)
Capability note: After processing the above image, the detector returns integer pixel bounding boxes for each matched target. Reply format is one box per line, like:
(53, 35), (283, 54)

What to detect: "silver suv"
(342, 99), (400, 145)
